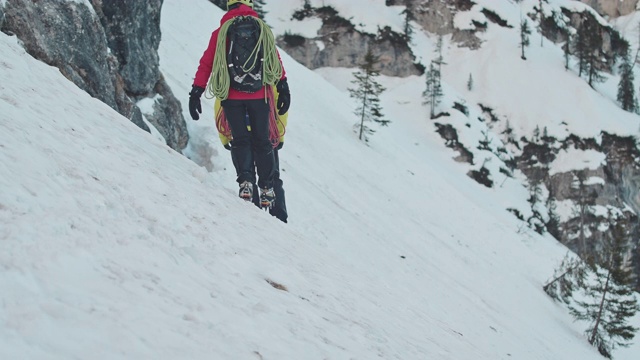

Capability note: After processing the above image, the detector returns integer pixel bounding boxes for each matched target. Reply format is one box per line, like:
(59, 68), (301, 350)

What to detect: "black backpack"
(226, 16), (264, 93)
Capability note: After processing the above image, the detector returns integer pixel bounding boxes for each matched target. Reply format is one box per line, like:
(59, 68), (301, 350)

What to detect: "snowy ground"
(0, 0), (638, 359)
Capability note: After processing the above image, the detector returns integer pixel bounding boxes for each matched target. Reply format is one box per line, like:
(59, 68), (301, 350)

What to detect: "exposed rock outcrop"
(517, 132), (640, 289)
(278, 5), (423, 77)
(580, 0), (639, 18)
(93, 0), (186, 151)
(0, 3), (5, 29)
(386, 0), (483, 49)
(0, 0), (188, 151)
(539, 6), (628, 72)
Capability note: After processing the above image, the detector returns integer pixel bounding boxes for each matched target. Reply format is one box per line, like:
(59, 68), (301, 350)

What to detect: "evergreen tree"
(253, 0), (267, 19)
(348, 50), (389, 142)
(574, 16), (604, 87)
(478, 131), (492, 151)
(545, 185), (562, 239)
(635, 21), (640, 62)
(570, 171), (598, 257)
(532, 125), (541, 143)
(526, 172), (546, 234)
(423, 62), (443, 119)
(541, 126), (554, 146)
(564, 28), (571, 70)
(209, 0), (226, 10)
(433, 35), (446, 74)
(617, 54), (637, 112)
(467, 73), (474, 91)
(569, 216), (639, 358)
(520, 18), (531, 60)
(574, 18), (588, 77)
(400, 8), (415, 42)
(544, 252), (590, 303)
(502, 119), (517, 147)
(423, 37), (445, 119)
(538, 0), (544, 47)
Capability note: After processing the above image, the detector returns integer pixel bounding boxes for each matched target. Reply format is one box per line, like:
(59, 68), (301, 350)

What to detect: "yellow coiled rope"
(207, 16), (283, 101)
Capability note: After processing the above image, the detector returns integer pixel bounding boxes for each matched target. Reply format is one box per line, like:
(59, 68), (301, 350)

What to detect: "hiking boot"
(260, 187), (276, 209)
(239, 181), (253, 202)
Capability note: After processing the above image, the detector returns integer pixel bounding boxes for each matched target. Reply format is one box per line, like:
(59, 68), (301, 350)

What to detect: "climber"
(188, 0), (290, 209)
(214, 94), (289, 223)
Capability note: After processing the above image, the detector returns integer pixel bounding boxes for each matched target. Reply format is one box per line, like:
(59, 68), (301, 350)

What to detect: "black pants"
(222, 99), (275, 189)
(231, 146), (288, 223)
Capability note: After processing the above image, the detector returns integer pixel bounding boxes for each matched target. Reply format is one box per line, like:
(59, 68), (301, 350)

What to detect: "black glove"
(276, 78), (290, 116)
(189, 85), (205, 120)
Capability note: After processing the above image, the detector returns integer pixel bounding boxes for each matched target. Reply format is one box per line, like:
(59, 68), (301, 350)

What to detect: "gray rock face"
(145, 77), (186, 151)
(97, 0), (162, 96)
(518, 133), (640, 290)
(543, 8), (628, 71)
(0, 0), (188, 151)
(387, 0), (482, 49)
(2, 0), (119, 109)
(278, 6), (422, 77)
(0, 3), (5, 29)
(580, 0), (639, 18)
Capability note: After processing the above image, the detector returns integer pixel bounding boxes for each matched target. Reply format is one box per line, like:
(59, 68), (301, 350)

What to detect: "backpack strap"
(207, 16), (283, 101)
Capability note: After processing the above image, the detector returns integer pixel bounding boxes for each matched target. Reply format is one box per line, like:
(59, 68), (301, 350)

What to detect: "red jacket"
(193, 5), (286, 100)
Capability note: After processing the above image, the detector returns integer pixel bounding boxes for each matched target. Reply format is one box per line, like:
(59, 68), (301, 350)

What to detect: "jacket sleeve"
(193, 29), (220, 88)
(276, 48), (287, 80)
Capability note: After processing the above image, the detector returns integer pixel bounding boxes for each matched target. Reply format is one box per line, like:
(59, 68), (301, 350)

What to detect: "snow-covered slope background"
(1, 0), (638, 359)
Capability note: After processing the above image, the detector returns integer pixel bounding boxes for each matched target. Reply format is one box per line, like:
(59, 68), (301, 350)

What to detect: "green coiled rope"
(206, 16), (283, 101)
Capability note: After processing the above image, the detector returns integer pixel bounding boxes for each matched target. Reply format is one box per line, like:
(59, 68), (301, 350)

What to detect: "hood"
(219, 4), (259, 25)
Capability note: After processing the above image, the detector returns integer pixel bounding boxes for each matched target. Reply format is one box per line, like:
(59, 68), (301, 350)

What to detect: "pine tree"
(348, 50), (389, 142)
(570, 171), (598, 257)
(538, 0), (544, 47)
(635, 21), (640, 62)
(209, 0), (226, 10)
(467, 73), (474, 91)
(564, 29), (571, 70)
(478, 131), (492, 151)
(423, 62), (443, 119)
(253, 0), (267, 19)
(545, 187), (562, 239)
(574, 16), (604, 87)
(569, 216), (639, 358)
(423, 37), (445, 119)
(520, 18), (531, 60)
(544, 252), (590, 303)
(574, 19), (588, 77)
(433, 35), (446, 74)
(400, 8), (415, 42)
(617, 54), (637, 112)
(526, 172), (546, 234)
(532, 125), (541, 143)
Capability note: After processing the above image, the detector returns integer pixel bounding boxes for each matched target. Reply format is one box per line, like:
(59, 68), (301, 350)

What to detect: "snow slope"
(0, 0), (637, 359)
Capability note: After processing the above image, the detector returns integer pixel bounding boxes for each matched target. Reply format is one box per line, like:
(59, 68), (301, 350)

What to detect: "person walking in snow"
(215, 100), (289, 223)
(188, 0), (290, 209)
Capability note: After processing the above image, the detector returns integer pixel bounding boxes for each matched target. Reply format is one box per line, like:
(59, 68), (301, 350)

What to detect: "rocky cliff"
(278, 5), (423, 77)
(516, 133), (640, 288)
(0, 4), (5, 29)
(0, 0), (188, 151)
(378, 0), (640, 288)
(386, 0), (484, 49)
(580, 0), (639, 18)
